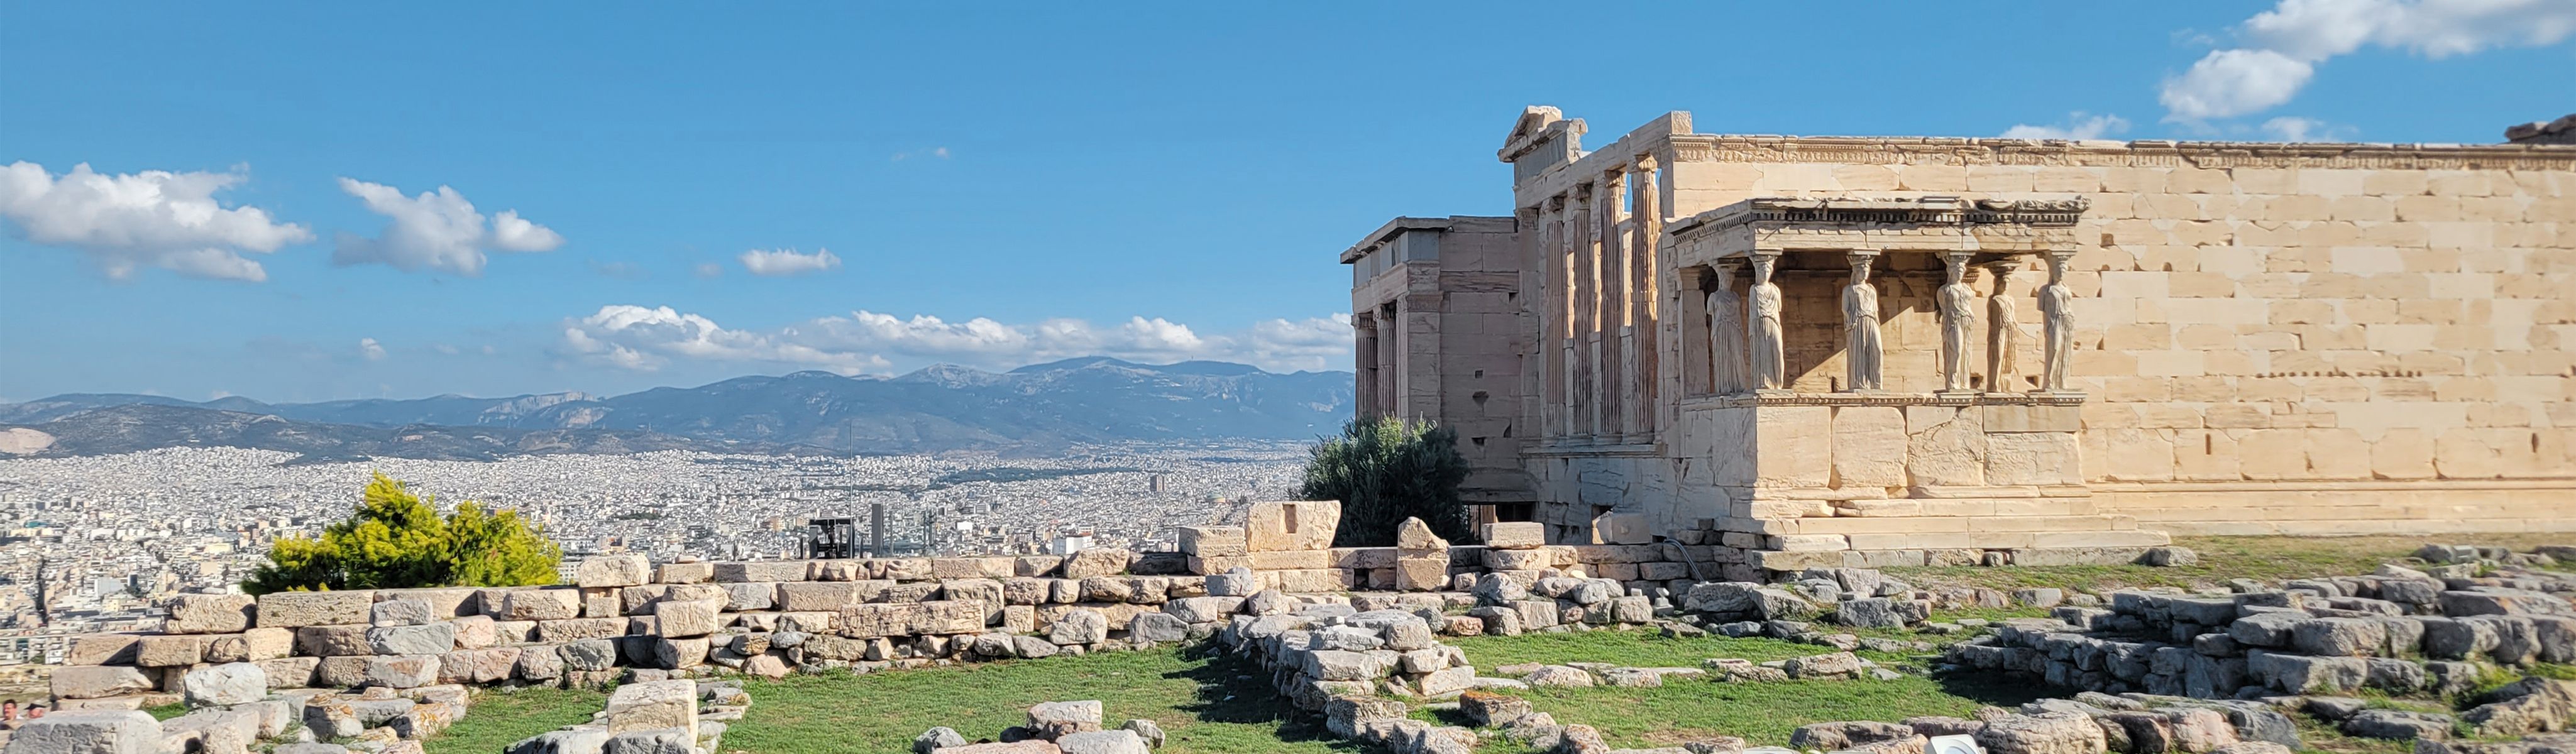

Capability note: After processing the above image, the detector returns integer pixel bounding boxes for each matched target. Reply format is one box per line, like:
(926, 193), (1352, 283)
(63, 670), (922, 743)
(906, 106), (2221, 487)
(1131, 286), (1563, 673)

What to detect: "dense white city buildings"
(0, 444), (1307, 669)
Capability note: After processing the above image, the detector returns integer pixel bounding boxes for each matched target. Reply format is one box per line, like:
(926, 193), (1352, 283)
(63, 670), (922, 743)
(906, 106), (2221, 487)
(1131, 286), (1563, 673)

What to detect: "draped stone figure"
(1937, 255), (1976, 392)
(2039, 254), (2075, 391)
(1986, 263), (2021, 392)
(1706, 264), (1748, 395)
(1747, 256), (1786, 390)
(1841, 256), (1883, 391)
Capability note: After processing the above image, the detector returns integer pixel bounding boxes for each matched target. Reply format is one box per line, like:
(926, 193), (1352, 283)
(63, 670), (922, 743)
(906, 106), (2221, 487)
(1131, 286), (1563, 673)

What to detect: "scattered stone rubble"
(502, 678), (747, 754)
(2, 665), (475, 754)
(909, 699), (1165, 753)
(1947, 547), (2576, 700)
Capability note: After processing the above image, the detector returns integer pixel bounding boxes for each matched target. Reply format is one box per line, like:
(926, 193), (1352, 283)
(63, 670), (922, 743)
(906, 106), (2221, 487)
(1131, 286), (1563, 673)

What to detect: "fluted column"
(1626, 156), (1661, 442)
(1597, 170), (1627, 444)
(1570, 183), (1597, 440)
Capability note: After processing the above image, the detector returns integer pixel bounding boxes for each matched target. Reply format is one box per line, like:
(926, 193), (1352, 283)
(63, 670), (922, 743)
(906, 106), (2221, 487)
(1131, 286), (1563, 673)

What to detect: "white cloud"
(693, 262), (724, 279)
(559, 305), (888, 374)
(2001, 112), (2133, 140)
(891, 146), (952, 161)
(2162, 0), (2576, 121)
(332, 178), (563, 275)
(561, 305), (1355, 374)
(0, 161), (312, 281)
(2260, 116), (2360, 141)
(739, 247), (840, 276)
(359, 337), (387, 361)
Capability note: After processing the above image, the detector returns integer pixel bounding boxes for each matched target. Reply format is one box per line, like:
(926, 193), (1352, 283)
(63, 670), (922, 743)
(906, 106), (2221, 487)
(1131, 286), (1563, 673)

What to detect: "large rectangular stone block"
(1482, 522), (1544, 549)
(652, 599), (724, 638)
(1177, 526), (1247, 557)
(65, 634), (141, 666)
(839, 603), (927, 638)
(256, 591), (375, 628)
(497, 588), (583, 621)
(1244, 500), (1341, 552)
(576, 555), (652, 588)
(168, 594), (257, 634)
(375, 587), (480, 618)
(50, 665), (156, 699)
(713, 560), (811, 583)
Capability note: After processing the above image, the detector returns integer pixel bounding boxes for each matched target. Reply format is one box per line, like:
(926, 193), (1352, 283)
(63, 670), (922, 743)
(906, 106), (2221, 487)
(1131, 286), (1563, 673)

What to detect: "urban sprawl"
(0, 444), (1307, 676)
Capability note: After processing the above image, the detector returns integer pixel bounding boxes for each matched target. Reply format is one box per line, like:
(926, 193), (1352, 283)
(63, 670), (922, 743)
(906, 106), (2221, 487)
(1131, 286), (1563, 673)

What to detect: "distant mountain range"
(0, 358), (1357, 461)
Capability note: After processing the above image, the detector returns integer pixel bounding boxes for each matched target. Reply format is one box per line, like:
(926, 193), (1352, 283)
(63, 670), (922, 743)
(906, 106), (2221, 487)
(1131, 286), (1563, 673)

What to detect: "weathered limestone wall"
(1348, 218), (1533, 506)
(1673, 143), (2571, 534)
(1512, 119), (2575, 539)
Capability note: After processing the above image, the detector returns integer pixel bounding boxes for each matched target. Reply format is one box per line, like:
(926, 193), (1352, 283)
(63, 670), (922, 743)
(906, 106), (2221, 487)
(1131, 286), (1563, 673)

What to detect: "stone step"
(1760, 513), (2140, 536)
(1839, 528), (2171, 551)
(1834, 498), (2101, 518)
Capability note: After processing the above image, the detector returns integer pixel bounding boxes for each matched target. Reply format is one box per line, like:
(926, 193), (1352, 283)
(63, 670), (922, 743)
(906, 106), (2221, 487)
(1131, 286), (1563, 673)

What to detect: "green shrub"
(246, 472), (561, 594)
(1296, 417), (1473, 547)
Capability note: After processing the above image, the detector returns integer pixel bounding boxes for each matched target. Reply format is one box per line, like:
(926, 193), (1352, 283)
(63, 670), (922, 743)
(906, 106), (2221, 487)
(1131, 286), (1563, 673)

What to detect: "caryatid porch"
(1663, 197), (2166, 568)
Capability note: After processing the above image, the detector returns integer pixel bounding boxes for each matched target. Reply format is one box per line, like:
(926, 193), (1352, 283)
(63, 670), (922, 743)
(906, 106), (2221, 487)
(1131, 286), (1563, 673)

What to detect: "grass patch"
(724, 646), (1361, 753)
(143, 702), (188, 721)
(1455, 673), (2044, 750)
(1888, 534), (2571, 595)
(422, 686), (608, 754)
(1450, 628), (1907, 670)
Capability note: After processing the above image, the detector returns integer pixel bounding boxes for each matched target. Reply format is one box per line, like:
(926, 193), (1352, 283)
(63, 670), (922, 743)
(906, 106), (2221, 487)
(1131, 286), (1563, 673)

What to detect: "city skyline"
(5, 2), (2570, 404)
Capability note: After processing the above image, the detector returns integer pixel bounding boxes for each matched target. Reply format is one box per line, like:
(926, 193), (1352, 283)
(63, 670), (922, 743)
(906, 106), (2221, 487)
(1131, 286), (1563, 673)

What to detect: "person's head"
(23, 704), (41, 718)
(3, 700), (16, 718)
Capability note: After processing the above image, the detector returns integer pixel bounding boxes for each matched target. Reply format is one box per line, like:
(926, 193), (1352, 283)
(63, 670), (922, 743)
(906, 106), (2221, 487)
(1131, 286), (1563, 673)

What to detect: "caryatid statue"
(2039, 253), (2075, 391)
(1705, 263), (1748, 395)
(1841, 254), (1883, 391)
(1986, 263), (2021, 392)
(1936, 254), (1977, 392)
(1746, 255), (1786, 391)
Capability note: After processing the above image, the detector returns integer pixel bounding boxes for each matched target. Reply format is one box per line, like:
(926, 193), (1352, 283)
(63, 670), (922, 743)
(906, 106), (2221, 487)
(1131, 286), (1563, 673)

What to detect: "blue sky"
(3, 1), (2568, 403)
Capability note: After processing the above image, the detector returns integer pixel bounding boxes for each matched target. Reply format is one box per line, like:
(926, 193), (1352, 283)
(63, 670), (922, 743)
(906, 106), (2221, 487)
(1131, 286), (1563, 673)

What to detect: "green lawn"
(1449, 628), (1905, 669)
(422, 686), (608, 754)
(1888, 534), (2571, 594)
(1426, 672), (2044, 751)
(724, 647), (1362, 754)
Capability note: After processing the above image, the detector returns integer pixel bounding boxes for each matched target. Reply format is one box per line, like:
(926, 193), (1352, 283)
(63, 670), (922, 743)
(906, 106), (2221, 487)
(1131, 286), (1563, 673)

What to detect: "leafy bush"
(1296, 417), (1473, 547)
(246, 473), (561, 594)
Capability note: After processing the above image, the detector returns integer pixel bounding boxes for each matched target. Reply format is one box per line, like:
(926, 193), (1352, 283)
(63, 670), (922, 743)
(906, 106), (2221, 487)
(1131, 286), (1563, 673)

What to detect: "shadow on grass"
(1929, 667), (2057, 709)
(1167, 648), (1367, 750)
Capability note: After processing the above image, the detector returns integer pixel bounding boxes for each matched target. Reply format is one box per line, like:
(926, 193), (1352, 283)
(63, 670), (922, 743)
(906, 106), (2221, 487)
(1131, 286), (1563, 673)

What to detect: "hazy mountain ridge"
(0, 359), (1356, 459)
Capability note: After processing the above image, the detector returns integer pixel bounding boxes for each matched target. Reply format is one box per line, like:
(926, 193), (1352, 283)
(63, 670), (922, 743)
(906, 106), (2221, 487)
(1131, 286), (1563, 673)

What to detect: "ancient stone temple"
(1340, 106), (2575, 567)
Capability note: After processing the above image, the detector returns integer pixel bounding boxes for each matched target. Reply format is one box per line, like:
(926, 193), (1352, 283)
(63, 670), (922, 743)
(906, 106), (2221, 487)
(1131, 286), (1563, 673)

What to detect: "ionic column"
(1532, 204), (1565, 440)
(1552, 195), (1578, 440)
(1570, 183), (1597, 440)
(1597, 169), (1627, 444)
(1373, 305), (1398, 415)
(1353, 314), (1379, 420)
(1626, 156), (1661, 442)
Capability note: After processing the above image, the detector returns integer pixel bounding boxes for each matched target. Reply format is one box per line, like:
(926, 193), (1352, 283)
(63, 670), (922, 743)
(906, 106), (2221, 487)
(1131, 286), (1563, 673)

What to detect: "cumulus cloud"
(0, 161), (312, 281)
(2001, 112), (2132, 140)
(559, 305), (888, 374)
(333, 178), (563, 275)
(2162, 0), (2576, 121)
(739, 247), (840, 276)
(2260, 116), (2360, 141)
(359, 337), (387, 361)
(559, 305), (1354, 374)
